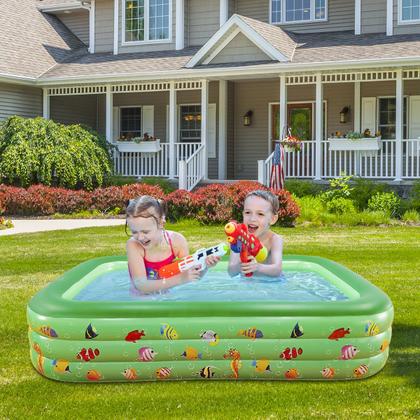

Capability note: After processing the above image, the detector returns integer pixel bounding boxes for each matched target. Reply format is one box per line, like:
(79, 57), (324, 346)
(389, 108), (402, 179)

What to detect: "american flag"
(270, 142), (285, 191)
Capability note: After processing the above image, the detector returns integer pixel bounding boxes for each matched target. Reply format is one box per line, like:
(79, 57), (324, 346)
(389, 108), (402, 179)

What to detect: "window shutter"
(409, 96), (420, 138)
(207, 104), (216, 158)
(361, 97), (376, 134)
(113, 107), (119, 141)
(142, 105), (154, 136)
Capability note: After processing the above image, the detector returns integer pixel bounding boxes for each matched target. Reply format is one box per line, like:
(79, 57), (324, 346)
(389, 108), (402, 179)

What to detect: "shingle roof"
(0, 0), (86, 79)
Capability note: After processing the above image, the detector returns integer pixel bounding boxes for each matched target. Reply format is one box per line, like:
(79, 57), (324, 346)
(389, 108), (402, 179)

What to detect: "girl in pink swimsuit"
(125, 196), (205, 294)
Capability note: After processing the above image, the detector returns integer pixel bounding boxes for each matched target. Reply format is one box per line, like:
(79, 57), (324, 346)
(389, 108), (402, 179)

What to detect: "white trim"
(169, 81), (177, 178)
(220, 0), (229, 27)
(354, 81), (361, 132)
(269, 0), (328, 25)
(175, 0), (184, 50)
(114, 0), (119, 55)
(387, 0), (394, 35)
(395, 69), (403, 181)
(37, 3), (86, 13)
(105, 85), (113, 142)
(185, 14), (288, 68)
(398, 0), (420, 25)
(121, 0), (172, 46)
(42, 88), (50, 119)
(202, 28), (241, 65)
(279, 74), (287, 141)
(89, 0), (95, 53)
(201, 79), (209, 179)
(355, 0), (361, 35)
(315, 73), (323, 180)
(218, 80), (227, 179)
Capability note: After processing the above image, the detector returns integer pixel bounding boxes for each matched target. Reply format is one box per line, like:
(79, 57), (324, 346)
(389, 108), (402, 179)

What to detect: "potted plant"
(280, 134), (302, 152)
(116, 133), (161, 153)
(328, 129), (381, 151)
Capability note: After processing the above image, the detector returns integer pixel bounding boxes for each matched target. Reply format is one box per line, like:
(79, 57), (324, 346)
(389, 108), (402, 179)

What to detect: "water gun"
(158, 243), (228, 279)
(224, 221), (268, 277)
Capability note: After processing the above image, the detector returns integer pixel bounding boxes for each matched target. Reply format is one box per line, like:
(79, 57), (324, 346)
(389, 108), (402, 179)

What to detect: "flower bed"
(0, 182), (300, 226)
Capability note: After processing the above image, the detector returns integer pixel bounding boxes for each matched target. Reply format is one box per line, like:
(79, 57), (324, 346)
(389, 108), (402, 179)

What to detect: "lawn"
(1, 222), (419, 419)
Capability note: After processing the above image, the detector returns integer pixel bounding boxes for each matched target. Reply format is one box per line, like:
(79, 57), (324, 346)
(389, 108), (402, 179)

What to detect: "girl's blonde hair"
(126, 195), (167, 225)
(244, 190), (279, 214)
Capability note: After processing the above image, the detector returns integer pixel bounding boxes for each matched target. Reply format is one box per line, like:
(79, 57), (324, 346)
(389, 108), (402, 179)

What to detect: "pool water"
(73, 267), (349, 302)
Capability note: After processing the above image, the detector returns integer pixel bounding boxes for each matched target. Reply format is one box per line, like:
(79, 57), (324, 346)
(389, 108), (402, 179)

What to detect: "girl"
(126, 195), (206, 294)
(228, 190), (283, 277)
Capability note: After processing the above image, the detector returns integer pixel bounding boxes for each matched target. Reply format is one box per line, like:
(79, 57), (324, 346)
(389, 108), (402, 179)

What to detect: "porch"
(42, 69), (420, 190)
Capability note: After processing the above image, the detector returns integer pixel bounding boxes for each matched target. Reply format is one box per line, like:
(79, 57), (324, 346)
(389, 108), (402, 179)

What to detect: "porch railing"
(178, 145), (205, 191)
(259, 139), (420, 184)
(113, 142), (201, 177)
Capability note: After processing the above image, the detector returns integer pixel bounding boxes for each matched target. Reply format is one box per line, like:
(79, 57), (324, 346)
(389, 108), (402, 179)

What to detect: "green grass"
(1, 221), (419, 419)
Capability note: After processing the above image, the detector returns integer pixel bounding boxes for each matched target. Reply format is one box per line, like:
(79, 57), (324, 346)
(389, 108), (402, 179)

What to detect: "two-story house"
(1, 0), (420, 189)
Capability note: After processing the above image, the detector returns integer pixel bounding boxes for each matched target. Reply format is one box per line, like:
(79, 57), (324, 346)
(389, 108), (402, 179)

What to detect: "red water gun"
(224, 221), (268, 277)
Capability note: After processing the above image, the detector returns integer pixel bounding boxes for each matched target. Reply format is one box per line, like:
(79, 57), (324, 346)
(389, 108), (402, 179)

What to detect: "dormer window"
(270, 0), (327, 25)
(123, 0), (171, 44)
(399, 0), (420, 24)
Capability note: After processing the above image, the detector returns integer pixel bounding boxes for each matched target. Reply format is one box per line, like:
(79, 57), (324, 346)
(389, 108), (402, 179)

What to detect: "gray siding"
(209, 32), (271, 64)
(361, 0), (386, 34)
(58, 10), (89, 45)
(227, 81), (235, 178)
(50, 95), (98, 129)
(95, 0), (114, 52)
(0, 83), (42, 121)
(393, 0), (420, 35)
(235, 0), (354, 33)
(188, 0), (219, 46)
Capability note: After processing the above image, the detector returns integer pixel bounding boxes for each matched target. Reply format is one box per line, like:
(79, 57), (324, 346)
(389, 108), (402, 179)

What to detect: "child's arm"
(228, 251), (242, 277)
(127, 235), (200, 294)
(241, 235), (283, 277)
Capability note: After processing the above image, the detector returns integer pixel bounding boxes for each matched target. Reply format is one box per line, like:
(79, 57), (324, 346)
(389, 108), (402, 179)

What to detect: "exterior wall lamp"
(340, 106), (350, 123)
(243, 110), (253, 126)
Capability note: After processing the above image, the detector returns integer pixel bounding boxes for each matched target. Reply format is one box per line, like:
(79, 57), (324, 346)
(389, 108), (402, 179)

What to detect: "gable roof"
(0, 0), (86, 81)
(185, 14), (297, 68)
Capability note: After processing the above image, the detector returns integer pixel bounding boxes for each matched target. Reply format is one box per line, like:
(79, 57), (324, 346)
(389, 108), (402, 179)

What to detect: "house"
(1, 0), (420, 190)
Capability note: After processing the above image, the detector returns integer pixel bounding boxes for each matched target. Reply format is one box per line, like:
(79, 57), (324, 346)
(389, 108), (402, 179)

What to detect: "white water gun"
(158, 243), (228, 279)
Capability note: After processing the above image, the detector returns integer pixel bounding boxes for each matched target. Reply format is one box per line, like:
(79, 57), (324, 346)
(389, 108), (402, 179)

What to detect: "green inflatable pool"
(27, 255), (393, 382)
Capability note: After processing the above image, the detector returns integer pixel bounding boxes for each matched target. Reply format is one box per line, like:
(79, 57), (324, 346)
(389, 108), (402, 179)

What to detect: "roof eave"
(0, 73), (37, 86)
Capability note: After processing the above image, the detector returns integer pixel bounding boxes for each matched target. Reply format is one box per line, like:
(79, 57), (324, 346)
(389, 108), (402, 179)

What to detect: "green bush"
(350, 178), (390, 210)
(400, 180), (420, 213)
(140, 177), (176, 194)
(0, 116), (111, 190)
(321, 175), (354, 203)
(368, 192), (401, 217)
(285, 180), (324, 197)
(358, 210), (391, 226)
(402, 209), (420, 224)
(326, 197), (357, 215)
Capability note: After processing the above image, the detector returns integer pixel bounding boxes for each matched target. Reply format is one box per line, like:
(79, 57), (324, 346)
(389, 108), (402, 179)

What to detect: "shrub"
(402, 209), (420, 224)
(0, 192), (5, 214)
(358, 210), (391, 226)
(321, 175), (354, 203)
(165, 189), (196, 221)
(285, 179), (325, 197)
(0, 216), (13, 230)
(326, 197), (357, 215)
(0, 116), (111, 190)
(350, 178), (390, 210)
(368, 192), (401, 217)
(140, 177), (176, 194)
(401, 180), (420, 213)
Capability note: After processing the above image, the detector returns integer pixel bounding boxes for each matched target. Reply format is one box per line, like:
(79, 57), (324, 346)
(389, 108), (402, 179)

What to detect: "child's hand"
(183, 266), (201, 282)
(241, 256), (259, 276)
(205, 255), (220, 268)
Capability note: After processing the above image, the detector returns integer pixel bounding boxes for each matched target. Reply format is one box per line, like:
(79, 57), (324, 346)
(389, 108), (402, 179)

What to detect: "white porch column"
(218, 80), (227, 180)
(89, 0), (95, 53)
(201, 79), (209, 180)
(169, 81), (177, 179)
(175, 0), (184, 50)
(354, 81), (361, 132)
(220, 0), (229, 26)
(113, 0), (119, 55)
(355, 0), (361, 35)
(395, 69), (403, 181)
(42, 88), (50, 119)
(279, 75), (287, 140)
(105, 85), (113, 142)
(315, 73), (323, 180)
(387, 0), (393, 36)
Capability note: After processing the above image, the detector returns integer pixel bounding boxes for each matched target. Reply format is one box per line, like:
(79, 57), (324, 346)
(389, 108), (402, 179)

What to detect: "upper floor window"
(271, 0), (327, 24)
(399, 0), (420, 23)
(124, 0), (171, 44)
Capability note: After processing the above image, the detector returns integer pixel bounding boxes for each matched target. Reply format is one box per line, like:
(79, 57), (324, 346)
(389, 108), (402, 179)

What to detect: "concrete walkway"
(0, 219), (126, 236)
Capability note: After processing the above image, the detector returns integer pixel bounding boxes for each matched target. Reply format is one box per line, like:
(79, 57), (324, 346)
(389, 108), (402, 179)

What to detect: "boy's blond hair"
(245, 190), (279, 214)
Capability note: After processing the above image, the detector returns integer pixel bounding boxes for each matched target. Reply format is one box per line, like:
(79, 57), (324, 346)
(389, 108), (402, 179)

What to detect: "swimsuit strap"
(143, 230), (175, 260)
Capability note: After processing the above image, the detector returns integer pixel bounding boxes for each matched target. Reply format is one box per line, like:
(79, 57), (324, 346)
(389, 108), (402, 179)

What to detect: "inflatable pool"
(27, 255), (393, 382)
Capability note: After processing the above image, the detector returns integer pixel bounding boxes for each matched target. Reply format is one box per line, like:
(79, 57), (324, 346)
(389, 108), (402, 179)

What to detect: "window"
(124, 0), (170, 43)
(120, 107), (142, 140)
(271, 0), (327, 24)
(179, 105), (201, 142)
(400, 0), (420, 22)
(377, 98), (407, 139)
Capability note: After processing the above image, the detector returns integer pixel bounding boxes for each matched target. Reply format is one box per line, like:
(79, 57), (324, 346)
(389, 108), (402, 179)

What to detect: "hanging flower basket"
(280, 135), (302, 153)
